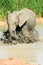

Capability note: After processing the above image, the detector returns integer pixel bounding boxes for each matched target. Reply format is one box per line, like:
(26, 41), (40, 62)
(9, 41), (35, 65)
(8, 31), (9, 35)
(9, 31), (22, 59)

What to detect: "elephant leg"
(22, 24), (29, 36)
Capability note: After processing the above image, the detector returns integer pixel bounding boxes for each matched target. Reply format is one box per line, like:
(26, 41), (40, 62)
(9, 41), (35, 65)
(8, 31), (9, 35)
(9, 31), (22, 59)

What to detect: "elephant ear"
(18, 10), (29, 27)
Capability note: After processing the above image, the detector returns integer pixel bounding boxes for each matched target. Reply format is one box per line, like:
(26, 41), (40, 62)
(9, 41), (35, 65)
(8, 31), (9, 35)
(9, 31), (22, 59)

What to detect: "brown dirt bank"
(0, 58), (39, 65)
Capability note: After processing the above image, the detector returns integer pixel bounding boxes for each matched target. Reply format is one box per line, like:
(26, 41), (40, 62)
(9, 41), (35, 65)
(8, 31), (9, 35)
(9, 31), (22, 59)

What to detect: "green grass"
(0, 0), (43, 18)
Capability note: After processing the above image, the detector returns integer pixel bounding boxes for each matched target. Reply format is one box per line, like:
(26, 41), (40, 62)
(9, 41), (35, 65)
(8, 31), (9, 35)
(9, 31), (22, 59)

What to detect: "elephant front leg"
(10, 31), (15, 38)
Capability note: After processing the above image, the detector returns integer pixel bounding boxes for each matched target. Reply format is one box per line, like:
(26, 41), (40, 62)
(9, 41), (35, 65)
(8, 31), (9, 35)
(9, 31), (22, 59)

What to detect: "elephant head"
(7, 8), (36, 37)
(7, 11), (19, 37)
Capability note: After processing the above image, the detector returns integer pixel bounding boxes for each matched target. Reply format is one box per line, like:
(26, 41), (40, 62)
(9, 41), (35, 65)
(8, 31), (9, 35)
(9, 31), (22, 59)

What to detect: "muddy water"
(0, 42), (43, 64)
(0, 27), (43, 64)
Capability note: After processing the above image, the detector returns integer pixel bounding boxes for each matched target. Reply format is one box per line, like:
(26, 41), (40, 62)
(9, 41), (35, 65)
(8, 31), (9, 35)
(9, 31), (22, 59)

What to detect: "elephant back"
(18, 8), (36, 27)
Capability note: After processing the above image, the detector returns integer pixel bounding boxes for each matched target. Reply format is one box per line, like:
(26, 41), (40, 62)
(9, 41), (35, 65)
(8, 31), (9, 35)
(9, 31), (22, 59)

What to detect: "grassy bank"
(0, 0), (43, 19)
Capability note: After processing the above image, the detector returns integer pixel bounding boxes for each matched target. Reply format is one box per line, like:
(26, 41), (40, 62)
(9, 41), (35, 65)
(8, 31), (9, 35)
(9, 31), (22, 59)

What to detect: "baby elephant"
(6, 8), (36, 38)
